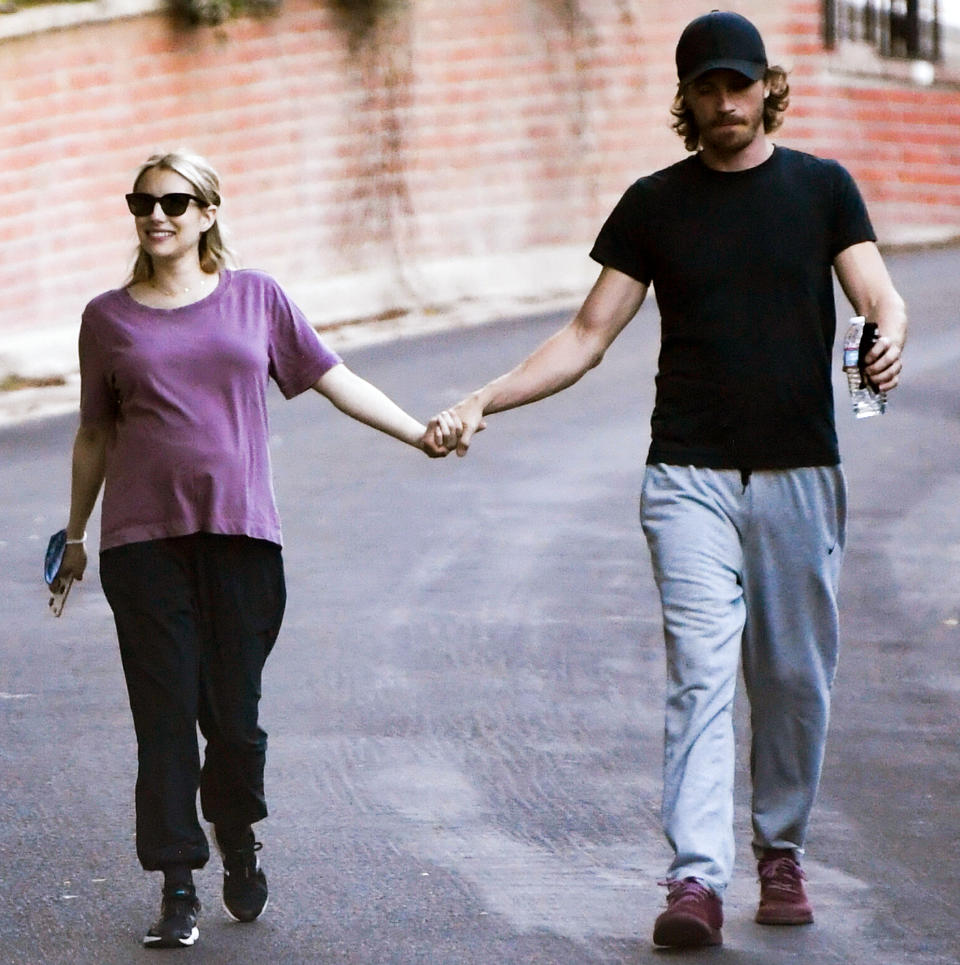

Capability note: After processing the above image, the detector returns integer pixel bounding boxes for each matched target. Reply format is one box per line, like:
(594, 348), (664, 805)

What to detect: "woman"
(53, 150), (452, 948)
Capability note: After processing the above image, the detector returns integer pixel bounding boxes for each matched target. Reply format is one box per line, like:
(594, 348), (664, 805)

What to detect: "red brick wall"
(773, 1), (960, 233)
(1, 0), (957, 357)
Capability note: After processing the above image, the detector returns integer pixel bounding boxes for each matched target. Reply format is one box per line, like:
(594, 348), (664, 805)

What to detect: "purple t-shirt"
(79, 268), (341, 551)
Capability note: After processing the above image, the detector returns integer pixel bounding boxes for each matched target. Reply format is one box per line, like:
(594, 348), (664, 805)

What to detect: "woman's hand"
(53, 541), (88, 591)
(420, 408), (466, 457)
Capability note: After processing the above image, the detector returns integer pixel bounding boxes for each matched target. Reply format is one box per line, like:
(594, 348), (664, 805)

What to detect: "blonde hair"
(126, 150), (238, 285)
(671, 67), (791, 152)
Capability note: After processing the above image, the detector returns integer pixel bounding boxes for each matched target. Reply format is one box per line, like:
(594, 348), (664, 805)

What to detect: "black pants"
(100, 534), (286, 871)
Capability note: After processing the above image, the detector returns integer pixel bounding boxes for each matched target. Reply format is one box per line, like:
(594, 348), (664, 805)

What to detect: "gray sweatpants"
(640, 463), (847, 895)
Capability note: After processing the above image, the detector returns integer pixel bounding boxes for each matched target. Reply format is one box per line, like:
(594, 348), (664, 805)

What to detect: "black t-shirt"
(590, 146), (876, 469)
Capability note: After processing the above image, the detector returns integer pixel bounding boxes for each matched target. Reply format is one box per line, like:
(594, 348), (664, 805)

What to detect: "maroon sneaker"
(652, 877), (723, 947)
(755, 849), (814, 925)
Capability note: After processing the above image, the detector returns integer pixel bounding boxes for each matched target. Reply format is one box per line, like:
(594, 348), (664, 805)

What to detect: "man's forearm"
(472, 321), (608, 417)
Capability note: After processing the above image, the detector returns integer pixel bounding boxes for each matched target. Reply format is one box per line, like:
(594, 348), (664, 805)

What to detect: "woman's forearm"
(313, 364), (426, 449)
(67, 423), (109, 537)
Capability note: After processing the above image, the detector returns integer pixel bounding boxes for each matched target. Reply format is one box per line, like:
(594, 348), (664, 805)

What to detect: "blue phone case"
(44, 529), (67, 587)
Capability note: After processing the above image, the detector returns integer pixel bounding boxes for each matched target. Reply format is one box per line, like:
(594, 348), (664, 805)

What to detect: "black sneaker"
(218, 828), (268, 923)
(143, 884), (200, 948)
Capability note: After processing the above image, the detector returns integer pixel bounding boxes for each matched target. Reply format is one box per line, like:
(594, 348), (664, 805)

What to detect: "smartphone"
(44, 529), (72, 618)
(49, 575), (74, 618)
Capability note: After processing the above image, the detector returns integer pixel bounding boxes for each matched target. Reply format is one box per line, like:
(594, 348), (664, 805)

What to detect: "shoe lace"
(758, 855), (806, 894)
(660, 877), (714, 908)
(224, 840), (262, 880)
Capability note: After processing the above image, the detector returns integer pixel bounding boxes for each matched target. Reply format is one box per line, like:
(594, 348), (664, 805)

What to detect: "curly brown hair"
(670, 67), (790, 152)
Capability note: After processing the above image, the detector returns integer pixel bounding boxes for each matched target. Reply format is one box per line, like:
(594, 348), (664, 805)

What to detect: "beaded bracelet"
(65, 532), (87, 545)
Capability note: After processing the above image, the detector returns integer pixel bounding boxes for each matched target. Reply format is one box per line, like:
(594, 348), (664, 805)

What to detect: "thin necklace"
(149, 274), (212, 298)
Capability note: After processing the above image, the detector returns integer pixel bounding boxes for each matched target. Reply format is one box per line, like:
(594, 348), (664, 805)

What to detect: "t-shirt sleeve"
(588, 181), (653, 285)
(266, 281), (343, 399)
(829, 162), (877, 258)
(78, 306), (118, 427)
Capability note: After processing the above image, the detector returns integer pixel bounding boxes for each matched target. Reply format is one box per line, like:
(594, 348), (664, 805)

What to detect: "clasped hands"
(418, 395), (486, 458)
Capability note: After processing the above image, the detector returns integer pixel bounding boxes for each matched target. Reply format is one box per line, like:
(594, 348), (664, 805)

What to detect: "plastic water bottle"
(843, 316), (887, 418)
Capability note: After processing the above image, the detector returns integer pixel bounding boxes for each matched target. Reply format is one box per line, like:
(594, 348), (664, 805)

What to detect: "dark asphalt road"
(2, 246), (959, 964)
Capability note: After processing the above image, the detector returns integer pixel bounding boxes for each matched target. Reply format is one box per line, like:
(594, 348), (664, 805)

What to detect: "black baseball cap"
(675, 11), (767, 86)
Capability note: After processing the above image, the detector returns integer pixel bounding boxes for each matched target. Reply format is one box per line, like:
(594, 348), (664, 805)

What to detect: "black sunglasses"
(125, 192), (208, 217)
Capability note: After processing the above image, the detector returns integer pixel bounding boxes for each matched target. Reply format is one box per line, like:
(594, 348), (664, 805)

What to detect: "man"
(426, 10), (907, 949)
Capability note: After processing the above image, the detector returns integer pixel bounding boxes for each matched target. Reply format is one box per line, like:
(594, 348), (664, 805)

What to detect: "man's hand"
(862, 332), (904, 393)
(448, 395), (486, 456)
(834, 240), (907, 394)
(422, 398), (486, 458)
